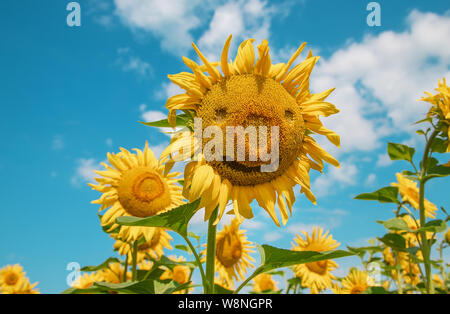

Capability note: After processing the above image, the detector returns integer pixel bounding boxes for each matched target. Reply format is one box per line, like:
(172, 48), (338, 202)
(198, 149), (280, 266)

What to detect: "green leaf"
(214, 283), (233, 294)
(94, 279), (156, 294)
(431, 138), (447, 153)
(354, 186), (399, 204)
(256, 244), (354, 274)
(424, 165), (450, 182)
(377, 218), (412, 232)
(417, 219), (447, 233)
(139, 113), (191, 128)
(363, 286), (388, 294)
(175, 244), (191, 253)
(387, 142), (415, 162)
(80, 257), (121, 272)
(377, 233), (406, 252)
(116, 199), (201, 237)
(413, 117), (432, 125)
(62, 286), (107, 294)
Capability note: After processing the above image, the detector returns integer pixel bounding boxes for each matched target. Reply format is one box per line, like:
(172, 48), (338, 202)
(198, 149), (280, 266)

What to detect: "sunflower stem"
(418, 129), (439, 294)
(131, 241), (138, 281)
(182, 234), (207, 292)
(205, 207), (218, 294)
(123, 254), (129, 282)
(234, 267), (263, 294)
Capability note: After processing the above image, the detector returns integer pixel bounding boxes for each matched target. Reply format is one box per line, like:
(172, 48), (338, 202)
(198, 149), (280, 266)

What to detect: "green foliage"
(116, 199), (201, 237)
(354, 186), (399, 204)
(387, 142), (415, 162)
(80, 257), (121, 272)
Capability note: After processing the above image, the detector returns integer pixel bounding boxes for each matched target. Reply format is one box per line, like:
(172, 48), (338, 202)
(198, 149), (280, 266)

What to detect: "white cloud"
(114, 0), (203, 54)
(310, 10), (450, 154)
(376, 153), (392, 167)
(311, 161), (358, 197)
(263, 231), (283, 242)
(365, 173), (376, 186)
(106, 138), (113, 147)
(71, 158), (102, 187)
(116, 47), (152, 77)
(113, 0), (281, 57)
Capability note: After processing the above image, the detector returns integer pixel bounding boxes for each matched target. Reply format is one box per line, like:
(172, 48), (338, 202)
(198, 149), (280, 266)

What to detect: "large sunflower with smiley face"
(162, 35), (339, 226)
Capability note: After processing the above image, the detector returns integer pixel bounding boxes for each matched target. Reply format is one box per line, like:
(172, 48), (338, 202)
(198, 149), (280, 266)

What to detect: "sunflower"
(162, 35), (340, 226)
(400, 215), (433, 245)
(159, 256), (192, 293)
(253, 273), (278, 293)
(90, 142), (184, 243)
(391, 173), (437, 219)
(420, 78), (450, 152)
(291, 227), (339, 294)
(2, 278), (39, 294)
(0, 264), (26, 293)
(206, 218), (255, 286)
(445, 228), (450, 244)
(100, 262), (130, 284)
(113, 227), (173, 263)
(383, 247), (421, 286)
(72, 272), (104, 290)
(337, 269), (372, 294)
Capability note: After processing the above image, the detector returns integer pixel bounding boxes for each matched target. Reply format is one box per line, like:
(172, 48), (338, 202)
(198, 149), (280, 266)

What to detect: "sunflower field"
(1, 28), (449, 295)
(0, 0), (450, 296)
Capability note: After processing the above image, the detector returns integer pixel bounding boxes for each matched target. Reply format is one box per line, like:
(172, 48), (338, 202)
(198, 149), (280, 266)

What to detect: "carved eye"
(215, 108), (227, 123)
(284, 109), (294, 121)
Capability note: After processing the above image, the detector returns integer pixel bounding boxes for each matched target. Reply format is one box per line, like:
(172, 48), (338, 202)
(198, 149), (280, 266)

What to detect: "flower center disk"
(197, 74), (305, 186)
(117, 167), (172, 217)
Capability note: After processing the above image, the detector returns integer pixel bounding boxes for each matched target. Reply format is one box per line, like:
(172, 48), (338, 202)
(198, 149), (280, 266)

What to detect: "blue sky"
(0, 0), (449, 293)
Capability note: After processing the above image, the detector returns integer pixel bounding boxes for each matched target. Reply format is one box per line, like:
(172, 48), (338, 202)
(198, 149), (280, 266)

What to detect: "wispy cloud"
(116, 47), (152, 77)
(71, 158), (102, 187)
(51, 135), (64, 151)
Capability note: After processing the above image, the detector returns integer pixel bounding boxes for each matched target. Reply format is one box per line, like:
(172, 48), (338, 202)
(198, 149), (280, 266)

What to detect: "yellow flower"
(0, 264), (26, 293)
(432, 274), (444, 289)
(291, 227), (339, 294)
(208, 218), (255, 286)
(253, 273), (278, 293)
(163, 36), (339, 226)
(400, 215), (433, 245)
(72, 272), (104, 290)
(100, 262), (130, 284)
(420, 78), (450, 152)
(445, 228), (450, 244)
(1, 278), (39, 294)
(338, 269), (372, 294)
(391, 173), (437, 218)
(383, 247), (421, 286)
(160, 256), (192, 294)
(113, 227), (173, 263)
(90, 142), (184, 242)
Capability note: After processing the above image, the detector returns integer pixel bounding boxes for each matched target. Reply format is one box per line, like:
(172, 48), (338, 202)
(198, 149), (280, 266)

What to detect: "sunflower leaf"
(257, 245), (354, 273)
(376, 218), (412, 232)
(94, 279), (156, 294)
(80, 257), (121, 272)
(387, 142), (415, 162)
(139, 113), (191, 128)
(423, 165), (450, 182)
(377, 233), (406, 252)
(115, 198), (201, 237)
(354, 186), (400, 204)
(416, 219), (447, 233)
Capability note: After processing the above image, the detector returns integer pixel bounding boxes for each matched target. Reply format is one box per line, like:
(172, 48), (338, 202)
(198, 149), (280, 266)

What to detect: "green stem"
(394, 250), (403, 294)
(205, 208), (218, 294)
(182, 234), (207, 292)
(233, 267), (263, 294)
(131, 241), (138, 281)
(439, 242), (448, 293)
(123, 254), (129, 282)
(418, 129), (439, 294)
